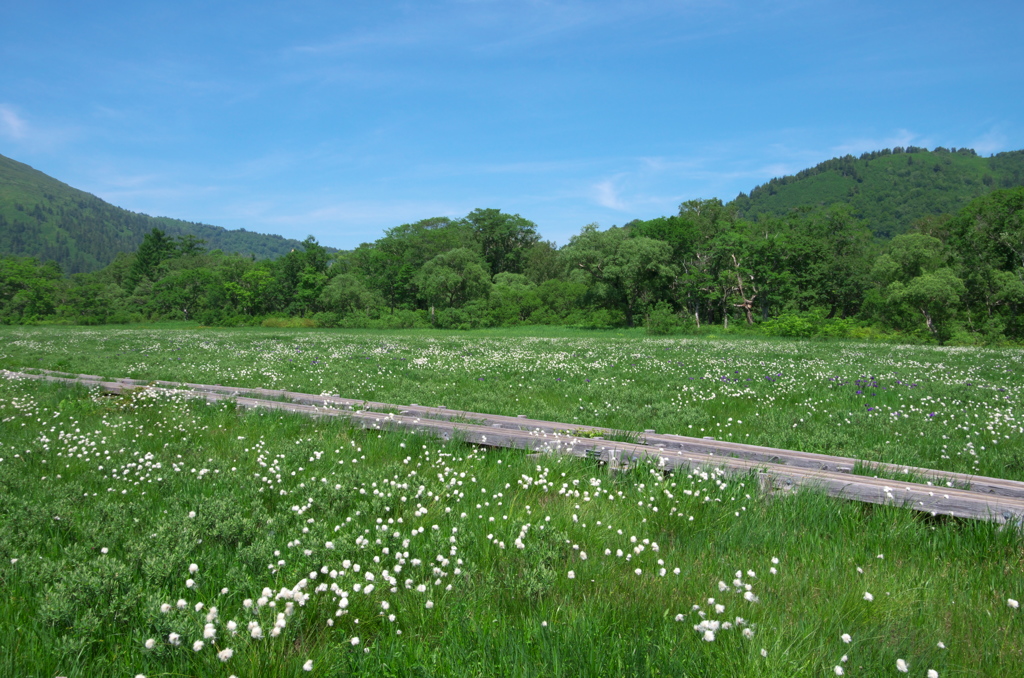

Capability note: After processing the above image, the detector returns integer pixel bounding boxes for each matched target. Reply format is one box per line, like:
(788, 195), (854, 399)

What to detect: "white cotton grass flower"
(250, 625), (264, 639)
(841, 633), (851, 643)
(635, 568), (642, 576)
(425, 600), (434, 609)
(863, 591), (874, 602)
(937, 641), (946, 649)
(189, 563), (199, 574)
(743, 591), (759, 603)
(351, 636), (360, 646)
(100, 547), (108, 554)
(927, 671), (939, 678)
(168, 632), (181, 646)
(702, 630), (715, 642)
(176, 599), (187, 610)
(160, 603), (171, 613)
(568, 570), (575, 579)
(1009, 598), (1020, 609)
(303, 659), (313, 671)
(760, 648), (768, 658)
(217, 648), (234, 662)
(193, 640), (204, 652)
(834, 667), (844, 676)
(186, 579), (195, 589)
(896, 658), (909, 673)
(742, 628), (754, 639)
(144, 638), (156, 649)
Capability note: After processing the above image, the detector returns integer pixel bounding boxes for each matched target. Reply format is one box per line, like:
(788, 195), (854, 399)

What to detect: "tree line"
(2, 190), (1023, 344)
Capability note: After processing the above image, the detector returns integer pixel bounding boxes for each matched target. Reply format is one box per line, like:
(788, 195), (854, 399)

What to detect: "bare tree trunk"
(921, 307), (935, 335)
(731, 254), (757, 324)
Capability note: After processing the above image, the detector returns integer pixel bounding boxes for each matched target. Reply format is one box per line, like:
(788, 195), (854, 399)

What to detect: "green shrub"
(645, 302), (683, 335)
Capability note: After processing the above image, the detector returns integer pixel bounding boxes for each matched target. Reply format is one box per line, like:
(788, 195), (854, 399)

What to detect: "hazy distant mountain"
(0, 153), (323, 274)
(731, 147), (1024, 237)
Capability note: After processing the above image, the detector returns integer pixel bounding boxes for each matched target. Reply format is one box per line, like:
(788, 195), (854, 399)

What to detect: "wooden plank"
(8, 369), (1024, 525)
(33, 369), (1020, 500)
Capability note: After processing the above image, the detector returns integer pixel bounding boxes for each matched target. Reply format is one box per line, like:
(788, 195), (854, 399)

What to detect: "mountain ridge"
(730, 146), (1024, 237)
(0, 153), (322, 274)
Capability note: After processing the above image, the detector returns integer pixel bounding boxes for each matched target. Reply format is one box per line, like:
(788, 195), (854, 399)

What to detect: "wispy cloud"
(290, 28), (427, 55)
(592, 178), (627, 210)
(286, 0), (729, 62)
(971, 127), (1009, 156)
(831, 128), (926, 156)
(0, 104), (77, 151)
(0, 104), (28, 140)
(219, 196), (467, 237)
(233, 198), (469, 245)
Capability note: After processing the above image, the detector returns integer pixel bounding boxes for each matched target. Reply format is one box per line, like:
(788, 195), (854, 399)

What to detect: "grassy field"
(2, 325), (1023, 478)
(2, 326), (1024, 677)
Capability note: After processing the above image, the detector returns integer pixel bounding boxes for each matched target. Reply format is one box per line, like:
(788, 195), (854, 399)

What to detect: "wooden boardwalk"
(7, 368), (1024, 525)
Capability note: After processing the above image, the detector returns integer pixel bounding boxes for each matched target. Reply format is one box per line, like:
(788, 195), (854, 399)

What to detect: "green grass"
(1, 326), (1024, 676)
(1, 325), (1021, 479)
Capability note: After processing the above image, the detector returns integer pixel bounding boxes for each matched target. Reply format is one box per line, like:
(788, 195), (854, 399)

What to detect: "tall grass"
(1, 370), (1023, 676)
(1, 325), (1020, 478)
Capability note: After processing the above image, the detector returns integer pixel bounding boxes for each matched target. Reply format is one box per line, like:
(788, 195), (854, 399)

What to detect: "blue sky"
(2, 1), (1022, 249)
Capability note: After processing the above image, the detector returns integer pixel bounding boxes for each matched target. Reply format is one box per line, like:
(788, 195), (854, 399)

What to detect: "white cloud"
(0, 104), (77, 151)
(593, 179), (627, 210)
(0, 104), (28, 140)
(831, 128), (925, 156)
(226, 196), (463, 232)
(971, 128), (1008, 156)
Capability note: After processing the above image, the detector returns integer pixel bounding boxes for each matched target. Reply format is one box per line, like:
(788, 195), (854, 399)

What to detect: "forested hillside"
(731, 147), (1024, 237)
(0, 154), (316, 274)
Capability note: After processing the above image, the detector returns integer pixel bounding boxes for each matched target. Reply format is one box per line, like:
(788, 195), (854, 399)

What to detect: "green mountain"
(0, 153), (319, 274)
(731, 146), (1024, 237)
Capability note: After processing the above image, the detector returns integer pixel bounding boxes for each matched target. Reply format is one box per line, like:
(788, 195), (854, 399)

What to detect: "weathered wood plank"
(8, 368), (1024, 525)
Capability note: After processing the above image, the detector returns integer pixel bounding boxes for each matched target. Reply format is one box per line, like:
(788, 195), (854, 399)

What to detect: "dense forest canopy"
(0, 153), (322, 274)
(2, 147), (1024, 344)
(732, 146), (1024, 238)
